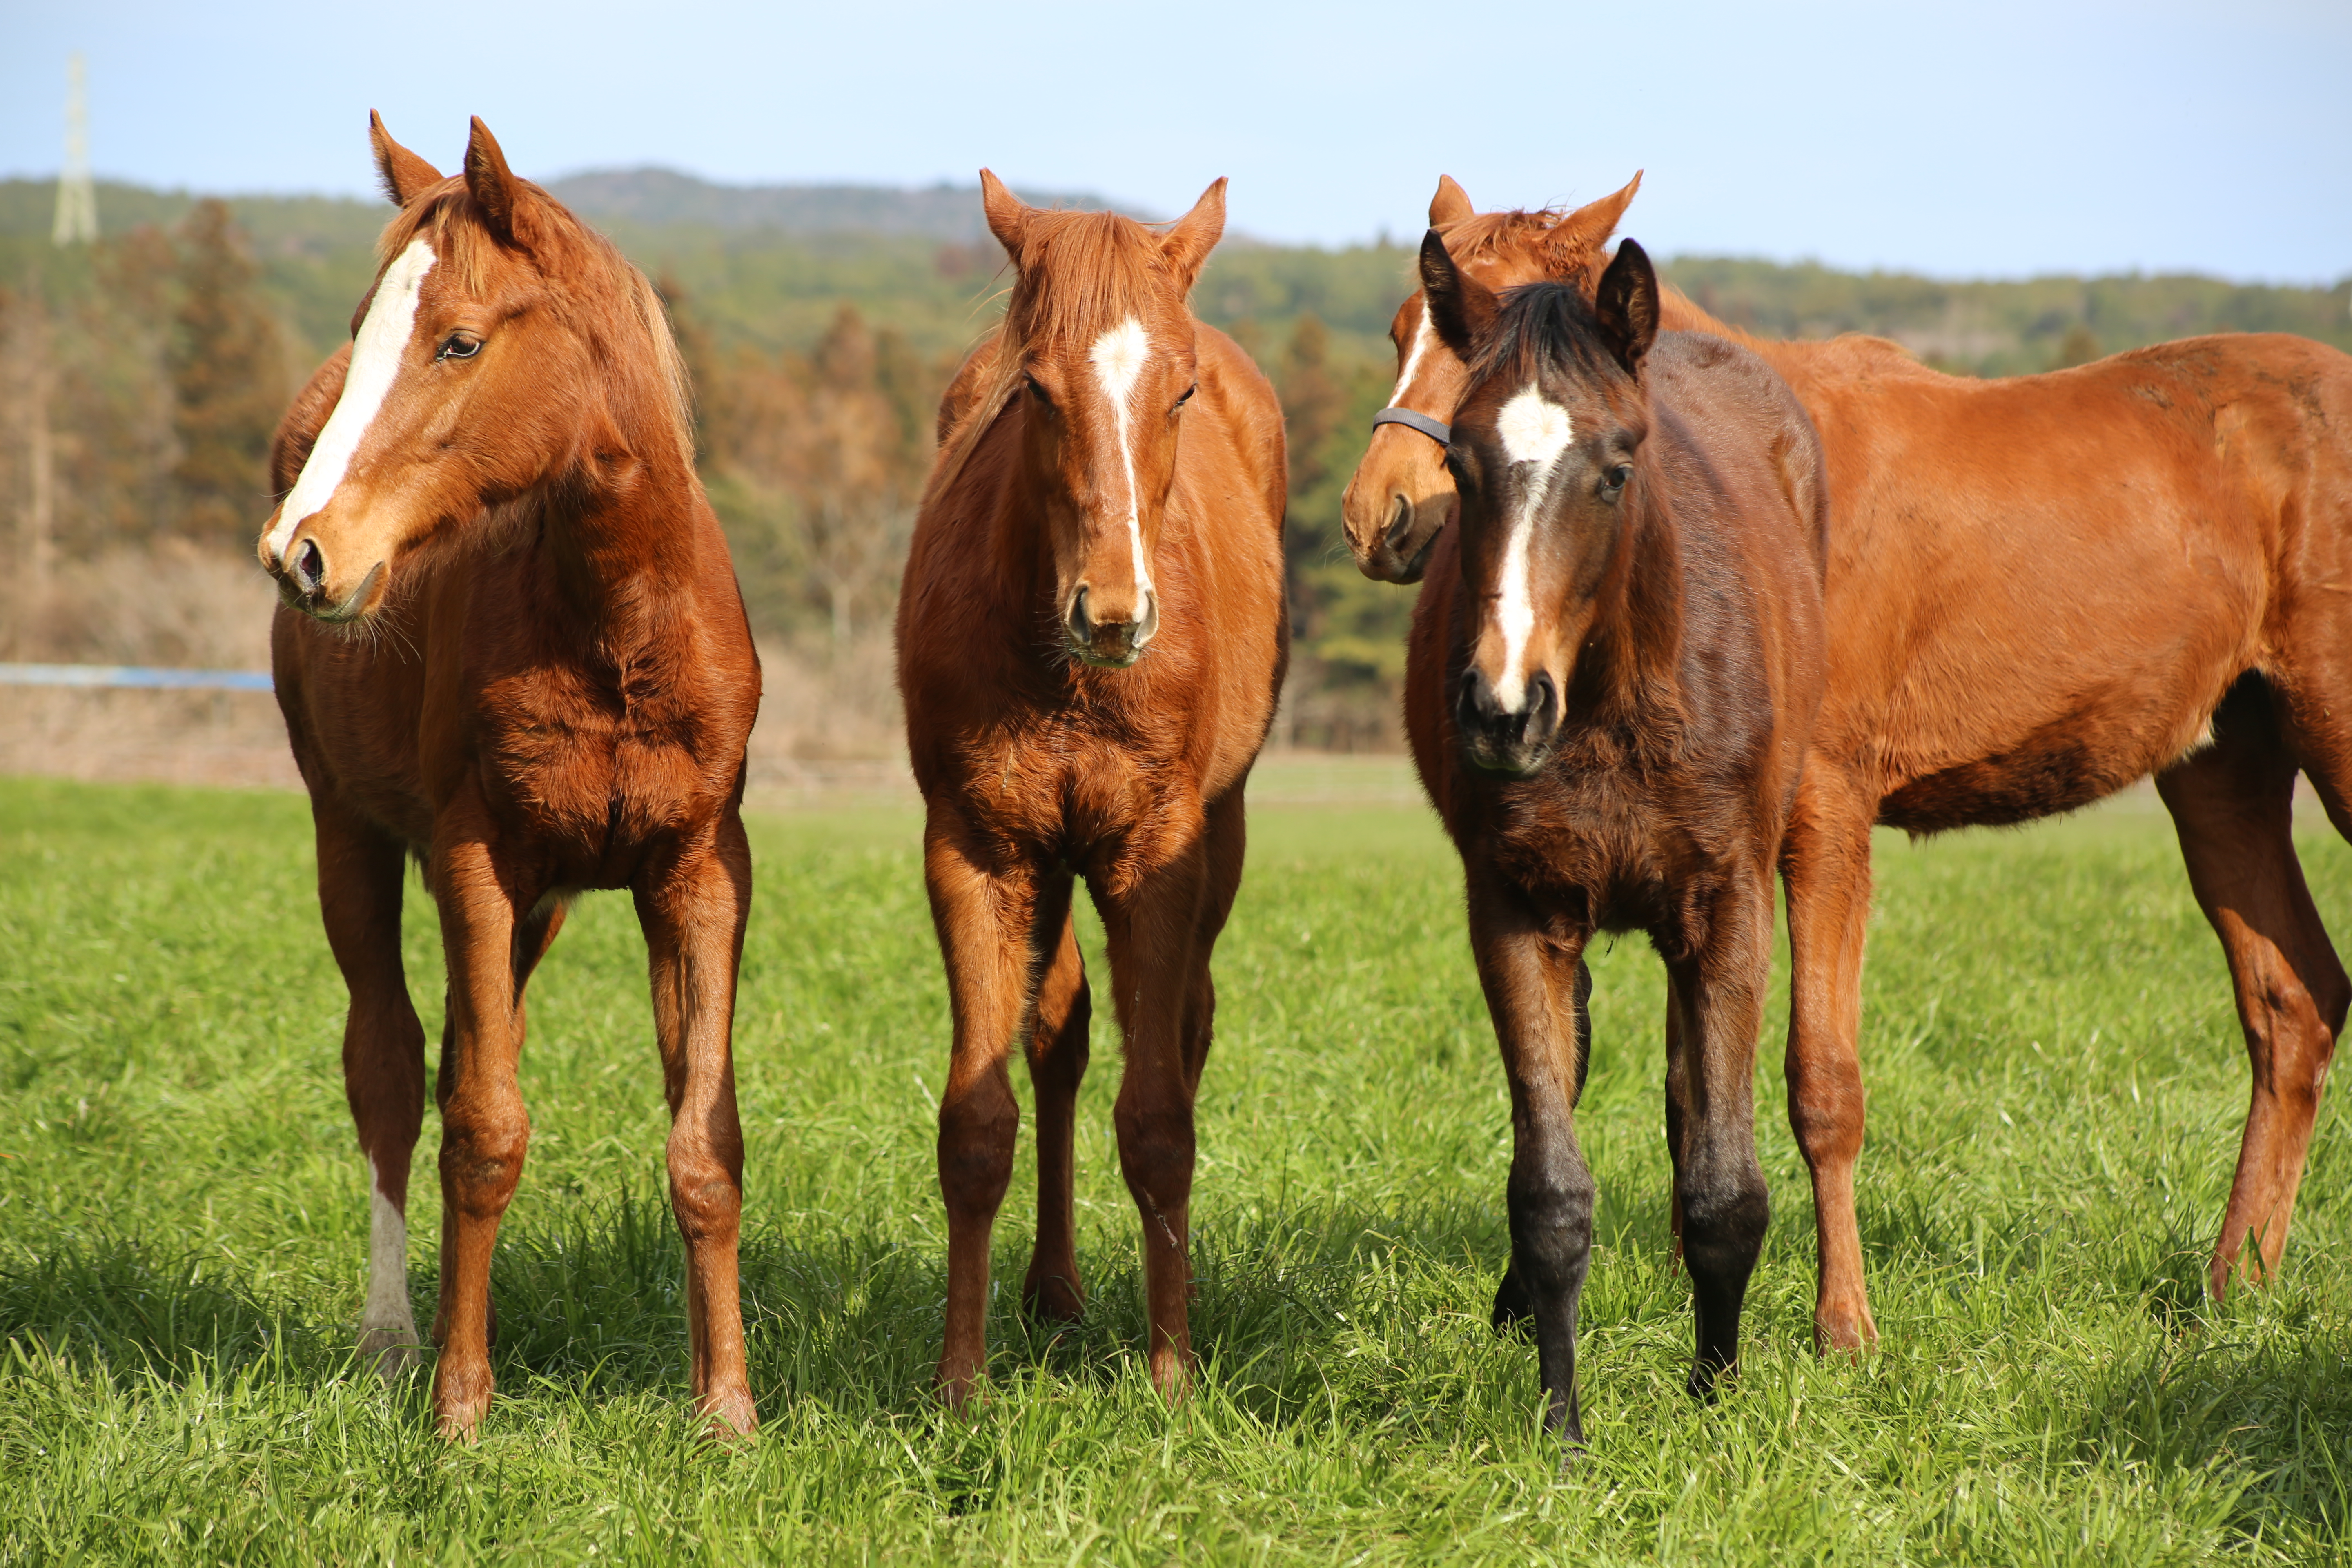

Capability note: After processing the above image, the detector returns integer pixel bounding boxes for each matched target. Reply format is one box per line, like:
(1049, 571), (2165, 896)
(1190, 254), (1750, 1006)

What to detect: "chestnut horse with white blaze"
(897, 174), (1287, 1403)
(1412, 234), (1827, 1446)
(1347, 173), (2352, 1352)
(260, 115), (760, 1440)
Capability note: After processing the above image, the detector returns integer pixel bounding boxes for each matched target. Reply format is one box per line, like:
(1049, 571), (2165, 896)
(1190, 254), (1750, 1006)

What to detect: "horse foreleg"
(312, 797), (427, 1378)
(1096, 831), (1213, 1401)
(427, 813), (532, 1440)
(2158, 683), (2347, 1296)
(1466, 870), (1595, 1451)
(1492, 956), (1589, 1338)
(1021, 887), (1090, 1326)
(1780, 778), (1879, 1352)
(636, 808), (758, 1441)
(924, 819), (1047, 1406)
(1664, 873), (1774, 1401)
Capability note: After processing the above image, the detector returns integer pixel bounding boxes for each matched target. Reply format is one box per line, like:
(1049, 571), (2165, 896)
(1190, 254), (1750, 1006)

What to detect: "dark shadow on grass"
(0, 1233), (341, 1381)
(0, 1184), (1689, 1442)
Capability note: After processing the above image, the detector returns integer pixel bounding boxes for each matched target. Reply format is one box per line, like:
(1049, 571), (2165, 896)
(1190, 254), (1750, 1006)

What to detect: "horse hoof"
(1021, 1270), (1087, 1326)
(697, 1387), (759, 1443)
(935, 1363), (984, 1414)
(1148, 1348), (1193, 1404)
(359, 1326), (422, 1381)
(433, 1365), (495, 1441)
(1812, 1306), (1880, 1357)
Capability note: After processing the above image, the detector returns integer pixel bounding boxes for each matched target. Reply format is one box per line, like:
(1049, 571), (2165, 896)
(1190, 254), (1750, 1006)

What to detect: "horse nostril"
(1066, 585), (1091, 641)
(1132, 589), (1159, 648)
(1383, 494), (1413, 548)
(1525, 670), (1561, 742)
(291, 539), (325, 595)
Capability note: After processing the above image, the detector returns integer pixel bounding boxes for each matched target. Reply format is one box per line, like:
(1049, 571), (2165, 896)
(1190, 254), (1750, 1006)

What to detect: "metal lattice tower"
(52, 53), (97, 247)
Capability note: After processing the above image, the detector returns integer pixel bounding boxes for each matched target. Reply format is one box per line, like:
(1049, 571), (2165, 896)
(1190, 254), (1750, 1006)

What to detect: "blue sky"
(3, 0), (2346, 281)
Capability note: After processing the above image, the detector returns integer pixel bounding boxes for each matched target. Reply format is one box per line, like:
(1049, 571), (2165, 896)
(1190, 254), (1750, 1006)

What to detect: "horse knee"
(1506, 1164), (1596, 1299)
(1113, 1097), (1195, 1208)
(938, 1080), (1018, 1217)
(1678, 1165), (1769, 1280)
(1786, 1075), (1864, 1165)
(668, 1169), (744, 1245)
(439, 1108), (529, 1218)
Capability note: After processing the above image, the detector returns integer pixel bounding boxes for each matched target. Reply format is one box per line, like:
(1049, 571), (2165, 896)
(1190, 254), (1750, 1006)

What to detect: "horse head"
(1423, 232), (1660, 776)
(1340, 173), (1642, 584)
(259, 114), (690, 624)
(975, 171), (1225, 668)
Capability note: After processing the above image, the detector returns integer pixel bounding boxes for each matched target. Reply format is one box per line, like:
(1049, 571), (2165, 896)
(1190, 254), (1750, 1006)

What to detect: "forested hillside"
(3, 172), (2345, 746)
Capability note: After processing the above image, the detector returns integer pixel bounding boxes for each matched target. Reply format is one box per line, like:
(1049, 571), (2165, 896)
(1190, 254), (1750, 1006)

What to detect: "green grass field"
(2, 775), (2346, 1564)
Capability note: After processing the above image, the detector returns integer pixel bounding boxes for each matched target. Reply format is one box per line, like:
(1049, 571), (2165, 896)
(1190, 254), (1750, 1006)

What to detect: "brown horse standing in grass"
(260, 116), (760, 1440)
(896, 174), (1287, 1403)
(1345, 174), (2352, 1353)
(1411, 234), (1827, 1445)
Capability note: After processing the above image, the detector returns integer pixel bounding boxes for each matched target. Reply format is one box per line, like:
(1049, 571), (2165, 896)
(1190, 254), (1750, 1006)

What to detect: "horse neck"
(532, 441), (709, 655)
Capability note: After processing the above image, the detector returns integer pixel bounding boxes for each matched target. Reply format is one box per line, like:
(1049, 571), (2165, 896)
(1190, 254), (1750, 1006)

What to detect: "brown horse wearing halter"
(896, 174), (1287, 1404)
(1411, 234), (1826, 1446)
(1347, 174), (2352, 1354)
(260, 115), (761, 1440)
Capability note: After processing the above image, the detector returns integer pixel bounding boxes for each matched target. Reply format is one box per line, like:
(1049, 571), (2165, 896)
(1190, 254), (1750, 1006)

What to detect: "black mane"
(1473, 280), (1626, 387)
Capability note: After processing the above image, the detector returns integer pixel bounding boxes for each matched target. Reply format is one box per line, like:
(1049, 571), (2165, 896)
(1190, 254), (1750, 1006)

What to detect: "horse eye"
(1026, 375), (1053, 406)
(438, 334), (480, 361)
(1174, 383), (1197, 410)
(1604, 464), (1632, 491)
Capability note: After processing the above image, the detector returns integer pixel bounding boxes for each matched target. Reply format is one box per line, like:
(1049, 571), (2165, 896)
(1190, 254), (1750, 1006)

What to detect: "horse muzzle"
(264, 534), (386, 624)
(1455, 666), (1561, 777)
(1064, 583), (1159, 668)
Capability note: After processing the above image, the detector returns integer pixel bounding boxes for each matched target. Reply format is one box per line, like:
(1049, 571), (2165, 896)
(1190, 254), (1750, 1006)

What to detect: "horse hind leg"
(1022, 888), (1091, 1325)
(2157, 673), (2348, 1297)
(312, 798), (428, 1377)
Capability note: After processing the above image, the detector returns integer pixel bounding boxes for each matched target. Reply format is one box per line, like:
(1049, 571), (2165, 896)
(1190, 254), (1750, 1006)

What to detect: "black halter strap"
(1370, 406), (1451, 447)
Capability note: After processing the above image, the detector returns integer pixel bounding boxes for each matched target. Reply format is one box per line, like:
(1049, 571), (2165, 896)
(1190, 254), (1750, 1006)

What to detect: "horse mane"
(1438, 207), (1606, 278)
(924, 208), (1185, 511)
(373, 180), (698, 478)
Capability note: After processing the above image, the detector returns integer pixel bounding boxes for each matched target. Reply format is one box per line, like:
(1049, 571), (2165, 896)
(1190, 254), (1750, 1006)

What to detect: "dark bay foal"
(1406, 234), (1827, 1447)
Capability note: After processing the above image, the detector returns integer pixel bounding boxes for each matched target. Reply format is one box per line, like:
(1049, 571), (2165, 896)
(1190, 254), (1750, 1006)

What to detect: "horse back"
(1765, 331), (2352, 829)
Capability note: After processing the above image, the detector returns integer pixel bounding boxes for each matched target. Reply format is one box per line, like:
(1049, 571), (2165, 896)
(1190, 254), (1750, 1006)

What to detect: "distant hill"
(545, 168), (1131, 239)
(2, 175), (2343, 376)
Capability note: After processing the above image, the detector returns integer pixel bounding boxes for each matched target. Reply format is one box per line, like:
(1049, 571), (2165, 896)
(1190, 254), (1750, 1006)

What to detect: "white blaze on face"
(360, 1155), (417, 1346)
(1490, 386), (1576, 712)
(1088, 316), (1156, 597)
(1386, 301), (1439, 409)
(265, 237), (438, 563)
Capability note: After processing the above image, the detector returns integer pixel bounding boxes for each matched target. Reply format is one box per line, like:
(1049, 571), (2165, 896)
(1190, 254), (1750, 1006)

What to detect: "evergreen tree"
(169, 200), (287, 546)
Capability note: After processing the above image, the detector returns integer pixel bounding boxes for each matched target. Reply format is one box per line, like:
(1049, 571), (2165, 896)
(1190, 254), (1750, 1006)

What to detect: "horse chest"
(1484, 767), (1735, 943)
(473, 686), (715, 869)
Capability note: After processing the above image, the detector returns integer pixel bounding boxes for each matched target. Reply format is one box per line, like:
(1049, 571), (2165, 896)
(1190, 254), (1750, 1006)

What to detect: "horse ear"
(1160, 178), (1227, 292)
(1420, 230), (1497, 359)
(464, 117), (523, 244)
(1547, 170), (1643, 265)
(1594, 237), (1661, 373)
(369, 111), (442, 207)
(1429, 174), (1474, 229)
(979, 169), (1029, 261)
